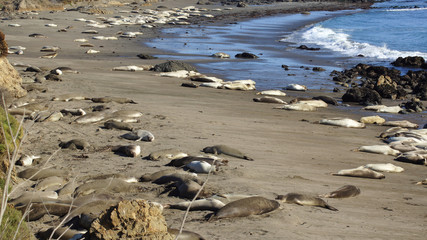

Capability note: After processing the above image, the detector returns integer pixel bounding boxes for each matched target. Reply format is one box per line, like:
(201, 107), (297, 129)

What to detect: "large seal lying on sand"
(202, 145), (253, 161)
(209, 196), (279, 220)
(319, 185), (361, 198)
(276, 193), (338, 211)
(332, 166), (385, 179)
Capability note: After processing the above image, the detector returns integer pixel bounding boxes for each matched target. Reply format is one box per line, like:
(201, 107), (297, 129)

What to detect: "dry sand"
(2, 0), (426, 239)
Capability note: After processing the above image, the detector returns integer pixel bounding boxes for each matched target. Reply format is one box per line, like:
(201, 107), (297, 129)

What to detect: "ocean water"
(284, 0), (427, 65)
(148, 0), (427, 90)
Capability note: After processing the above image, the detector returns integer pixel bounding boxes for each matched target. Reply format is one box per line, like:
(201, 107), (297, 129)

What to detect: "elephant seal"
(165, 156), (218, 167)
(152, 172), (201, 185)
(319, 185), (361, 198)
(256, 90), (286, 96)
(357, 145), (400, 156)
(210, 196), (279, 220)
(110, 110), (142, 118)
(379, 127), (408, 139)
(285, 84), (307, 91)
(168, 228), (205, 240)
(319, 118), (365, 128)
(16, 202), (76, 221)
(34, 176), (65, 191)
(103, 120), (133, 131)
(121, 129), (154, 141)
(382, 120), (419, 129)
(312, 96), (338, 105)
(276, 193), (337, 211)
(394, 151), (427, 165)
(166, 198), (225, 211)
(332, 166), (385, 179)
(18, 168), (69, 181)
(364, 163), (404, 173)
(279, 103), (317, 111)
(140, 169), (181, 182)
(112, 145), (141, 157)
(253, 96), (286, 104)
(91, 97), (137, 104)
(177, 179), (209, 199)
(202, 145), (253, 161)
(37, 227), (86, 240)
(186, 161), (216, 173)
(416, 179), (427, 185)
(74, 112), (105, 124)
(73, 179), (144, 197)
(148, 148), (188, 161)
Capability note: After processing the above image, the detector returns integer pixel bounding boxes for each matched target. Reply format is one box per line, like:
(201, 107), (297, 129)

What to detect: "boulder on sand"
(153, 60), (197, 72)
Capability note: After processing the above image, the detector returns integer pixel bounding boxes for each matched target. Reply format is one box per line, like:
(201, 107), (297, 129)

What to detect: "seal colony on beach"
(2, 0), (426, 239)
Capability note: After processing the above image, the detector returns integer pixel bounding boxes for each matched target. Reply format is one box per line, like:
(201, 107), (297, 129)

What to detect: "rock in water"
(88, 199), (174, 240)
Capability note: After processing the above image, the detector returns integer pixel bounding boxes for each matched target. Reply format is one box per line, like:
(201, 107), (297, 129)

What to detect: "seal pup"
(34, 176), (65, 191)
(360, 115), (386, 124)
(112, 145), (141, 157)
(279, 103), (317, 111)
(186, 161), (216, 173)
(59, 139), (90, 150)
(148, 148), (188, 161)
(110, 110), (143, 118)
(165, 156), (220, 167)
(91, 97), (137, 104)
(210, 52), (230, 58)
(140, 169), (182, 182)
(357, 145), (400, 156)
(121, 129), (154, 141)
(364, 163), (404, 173)
(253, 96), (286, 104)
(166, 198), (225, 211)
(52, 93), (87, 102)
(416, 179), (427, 185)
(319, 185), (360, 198)
(210, 196), (279, 220)
(332, 166), (385, 179)
(103, 120), (133, 131)
(16, 154), (40, 166)
(319, 118), (365, 128)
(381, 120), (419, 129)
(256, 90), (286, 96)
(285, 84), (307, 91)
(276, 193), (337, 211)
(16, 202), (76, 221)
(40, 52), (58, 59)
(202, 145), (253, 161)
(394, 151), (427, 165)
(379, 127), (408, 139)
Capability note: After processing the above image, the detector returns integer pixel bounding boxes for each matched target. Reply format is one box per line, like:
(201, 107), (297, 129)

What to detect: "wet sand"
(3, 0), (426, 239)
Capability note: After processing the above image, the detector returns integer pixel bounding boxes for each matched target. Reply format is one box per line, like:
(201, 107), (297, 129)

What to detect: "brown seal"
(210, 196), (279, 220)
(202, 145), (253, 161)
(319, 185), (361, 198)
(276, 193), (338, 211)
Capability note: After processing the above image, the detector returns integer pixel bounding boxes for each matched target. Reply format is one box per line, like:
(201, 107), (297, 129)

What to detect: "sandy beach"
(2, 0), (426, 239)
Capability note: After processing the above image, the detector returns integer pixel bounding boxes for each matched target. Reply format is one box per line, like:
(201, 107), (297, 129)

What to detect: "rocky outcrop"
(392, 56), (427, 69)
(0, 31), (26, 98)
(88, 199), (174, 240)
(342, 87), (382, 105)
(153, 60), (197, 72)
(332, 61), (427, 102)
(1, 0), (64, 12)
(235, 52), (259, 59)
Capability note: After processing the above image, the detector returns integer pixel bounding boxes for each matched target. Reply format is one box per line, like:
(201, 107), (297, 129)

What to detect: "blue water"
(286, 0), (427, 63)
(148, 0), (427, 90)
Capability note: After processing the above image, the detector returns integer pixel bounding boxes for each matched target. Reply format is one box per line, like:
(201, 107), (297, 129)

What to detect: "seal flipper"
(324, 203), (338, 211)
(244, 156), (254, 161)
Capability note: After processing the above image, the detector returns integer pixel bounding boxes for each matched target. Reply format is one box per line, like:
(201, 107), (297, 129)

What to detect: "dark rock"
(281, 65), (289, 70)
(152, 60), (197, 72)
(392, 56), (426, 68)
(312, 67), (326, 72)
(333, 87), (340, 92)
(342, 87), (382, 105)
(297, 45), (320, 51)
(237, 2), (248, 7)
(235, 52), (259, 59)
(137, 54), (157, 59)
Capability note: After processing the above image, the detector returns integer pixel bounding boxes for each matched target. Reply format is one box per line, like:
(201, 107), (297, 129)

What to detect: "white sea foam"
(386, 7), (427, 12)
(283, 26), (427, 60)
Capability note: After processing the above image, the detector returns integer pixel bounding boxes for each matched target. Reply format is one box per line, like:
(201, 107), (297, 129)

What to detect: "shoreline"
(2, 1), (426, 239)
